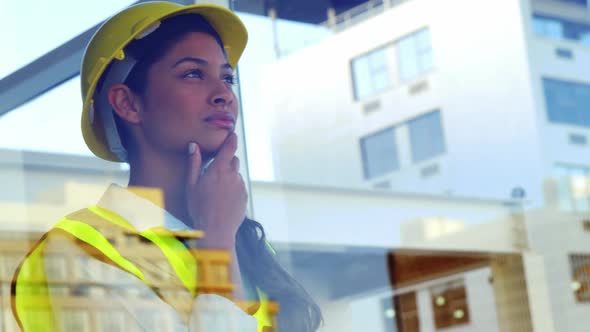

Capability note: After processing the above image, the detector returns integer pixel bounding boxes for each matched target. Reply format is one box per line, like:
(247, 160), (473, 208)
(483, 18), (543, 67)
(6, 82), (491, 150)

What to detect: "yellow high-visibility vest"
(11, 206), (274, 332)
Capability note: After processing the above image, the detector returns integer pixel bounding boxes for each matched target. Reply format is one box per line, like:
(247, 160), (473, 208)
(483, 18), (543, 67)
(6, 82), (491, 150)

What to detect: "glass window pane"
(361, 127), (399, 179)
(352, 47), (391, 100)
(544, 78), (590, 128)
(558, 0), (588, 5)
(398, 28), (432, 81)
(532, 14), (590, 43)
(352, 56), (373, 99)
(408, 111), (446, 163)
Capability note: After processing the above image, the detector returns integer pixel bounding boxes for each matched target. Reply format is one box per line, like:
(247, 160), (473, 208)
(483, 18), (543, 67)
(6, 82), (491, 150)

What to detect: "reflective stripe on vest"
(12, 206), (274, 332)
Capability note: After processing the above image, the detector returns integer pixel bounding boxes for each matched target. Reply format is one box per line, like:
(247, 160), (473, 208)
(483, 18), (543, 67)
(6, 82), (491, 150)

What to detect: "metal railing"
(322, 0), (411, 32)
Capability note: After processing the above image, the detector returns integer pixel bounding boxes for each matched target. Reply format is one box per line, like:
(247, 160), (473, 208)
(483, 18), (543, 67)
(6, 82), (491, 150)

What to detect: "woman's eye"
(223, 74), (237, 85)
(183, 69), (203, 79)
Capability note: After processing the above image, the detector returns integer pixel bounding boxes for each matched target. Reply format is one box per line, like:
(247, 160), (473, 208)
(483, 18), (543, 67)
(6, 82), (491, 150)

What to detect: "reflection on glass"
(0, 0), (136, 79)
(233, 0), (590, 331)
(533, 14), (590, 45)
(4, 0), (590, 331)
(0, 76), (93, 156)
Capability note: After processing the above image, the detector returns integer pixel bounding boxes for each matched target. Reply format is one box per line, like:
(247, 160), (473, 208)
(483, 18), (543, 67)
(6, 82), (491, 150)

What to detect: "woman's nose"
(210, 83), (234, 108)
(213, 97), (227, 105)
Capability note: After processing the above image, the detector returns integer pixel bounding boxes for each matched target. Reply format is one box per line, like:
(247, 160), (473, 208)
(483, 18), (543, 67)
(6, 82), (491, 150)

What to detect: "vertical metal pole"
(193, 0), (256, 218)
(268, 7), (281, 58)
(327, 7), (337, 29)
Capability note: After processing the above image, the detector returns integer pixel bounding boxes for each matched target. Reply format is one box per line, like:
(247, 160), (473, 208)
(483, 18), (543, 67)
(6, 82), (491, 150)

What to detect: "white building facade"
(261, 0), (590, 207)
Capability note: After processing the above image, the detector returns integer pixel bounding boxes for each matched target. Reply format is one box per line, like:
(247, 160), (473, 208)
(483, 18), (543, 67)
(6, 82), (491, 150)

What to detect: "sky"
(0, 0), (329, 181)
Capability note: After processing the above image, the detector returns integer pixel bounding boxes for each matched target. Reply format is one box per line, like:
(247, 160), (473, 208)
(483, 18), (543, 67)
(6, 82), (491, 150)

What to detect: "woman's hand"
(186, 132), (247, 249)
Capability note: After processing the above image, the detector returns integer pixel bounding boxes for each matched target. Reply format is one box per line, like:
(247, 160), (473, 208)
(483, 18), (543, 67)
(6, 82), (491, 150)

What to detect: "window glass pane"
(543, 78), (590, 128)
(431, 280), (470, 329)
(533, 14), (590, 43)
(352, 47), (391, 100)
(408, 111), (446, 163)
(570, 254), (590, 304)
(534, 17), (564, 38)
(398, 28), (432, 81)
(558, 0), (588, 5)
(554, 164), (590, 212)
(352, 56), (373, 100)
(361, 127), (399, 179)
(398, 36), (418, 81)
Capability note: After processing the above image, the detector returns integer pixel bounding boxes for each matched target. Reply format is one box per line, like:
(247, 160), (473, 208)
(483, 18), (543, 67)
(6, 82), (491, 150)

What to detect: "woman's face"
(138, 32), (238, 159)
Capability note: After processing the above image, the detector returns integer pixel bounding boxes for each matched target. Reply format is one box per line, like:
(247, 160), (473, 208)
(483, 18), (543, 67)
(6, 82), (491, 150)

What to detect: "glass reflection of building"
(3, 0), (590, 331)
(237, 0), (590, 330)
(0, 151), (278, 331)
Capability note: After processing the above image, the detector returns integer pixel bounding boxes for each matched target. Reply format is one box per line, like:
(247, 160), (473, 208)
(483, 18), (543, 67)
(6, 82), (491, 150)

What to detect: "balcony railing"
(322, 0), (411, 32)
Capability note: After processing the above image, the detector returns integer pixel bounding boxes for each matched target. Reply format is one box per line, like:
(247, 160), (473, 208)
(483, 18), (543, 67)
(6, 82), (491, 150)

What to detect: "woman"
(12, 2), (322, 331)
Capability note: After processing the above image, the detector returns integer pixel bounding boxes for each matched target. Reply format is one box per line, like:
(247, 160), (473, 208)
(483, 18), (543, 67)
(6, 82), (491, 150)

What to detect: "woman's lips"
(206, 118), (234, 129)
(205, 114), (235, 129)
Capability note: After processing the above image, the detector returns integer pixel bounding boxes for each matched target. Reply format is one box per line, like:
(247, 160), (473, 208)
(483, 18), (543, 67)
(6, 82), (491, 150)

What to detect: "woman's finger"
(209, 132), (238, 171)
(187, 142), (202, 186)
(230, 156), (240, 172)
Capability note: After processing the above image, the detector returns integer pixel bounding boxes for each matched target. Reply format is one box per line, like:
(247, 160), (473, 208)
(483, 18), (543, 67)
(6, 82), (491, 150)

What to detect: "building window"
(382, 292), (419, 332)
(556, 48), (574, 59)
(351, 47), (391, 100)
(44, 255), (67, 281)
(543, 78), (590, 128)
(570, 254), (590, 303)
(555, 164), (590, 177)
(408, 111), (446, 163)
(99, 311), (125, 332)
(397, 28), (433, 82)
(533, 15), (590, 45)
(63, 310), (89, 332)
(557, 0), (588, 6)
(554, 164), (590, 212)
(360, 127), (400, 179)
(430, 280), (470, 329)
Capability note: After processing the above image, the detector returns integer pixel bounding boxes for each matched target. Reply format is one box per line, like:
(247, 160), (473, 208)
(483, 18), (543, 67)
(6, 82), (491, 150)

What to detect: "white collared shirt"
(97, 183), (191, 231)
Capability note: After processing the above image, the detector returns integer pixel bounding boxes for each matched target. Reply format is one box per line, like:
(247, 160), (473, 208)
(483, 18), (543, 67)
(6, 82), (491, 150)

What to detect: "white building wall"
(263, 0), (546, 204)
(250, 181), (513, 247)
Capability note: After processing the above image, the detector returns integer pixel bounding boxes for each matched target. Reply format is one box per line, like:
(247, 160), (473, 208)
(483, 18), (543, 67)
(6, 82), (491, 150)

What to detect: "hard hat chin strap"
(94, 55), (138, 162)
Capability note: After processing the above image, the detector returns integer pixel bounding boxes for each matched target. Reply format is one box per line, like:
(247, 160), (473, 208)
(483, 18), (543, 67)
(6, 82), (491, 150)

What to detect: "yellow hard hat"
(80, 1), (248, 162)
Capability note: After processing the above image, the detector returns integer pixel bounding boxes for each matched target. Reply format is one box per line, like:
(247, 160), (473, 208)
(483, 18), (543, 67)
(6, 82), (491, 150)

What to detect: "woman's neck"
(127, 149), (197, 227)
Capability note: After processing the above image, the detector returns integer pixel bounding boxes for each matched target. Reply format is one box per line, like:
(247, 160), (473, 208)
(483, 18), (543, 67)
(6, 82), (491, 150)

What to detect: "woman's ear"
(108, 83), (143, 125)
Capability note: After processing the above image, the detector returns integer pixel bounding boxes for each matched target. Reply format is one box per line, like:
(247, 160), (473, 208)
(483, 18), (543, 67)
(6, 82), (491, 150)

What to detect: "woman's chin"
(198, 141), (226, 159)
